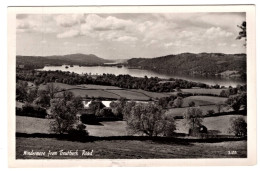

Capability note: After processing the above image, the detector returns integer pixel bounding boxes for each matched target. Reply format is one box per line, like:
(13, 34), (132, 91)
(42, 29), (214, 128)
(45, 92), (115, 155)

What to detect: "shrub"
(229, 117), (247, 137)
(17, 103), (47, 118)
(173, 97), (183, 108)
(183, 107), (203, 129)
(188, 101), (196, 107)
(80, 114), (97, 124)
(68, 123), (89, 136)
(207, 109), (215, 115)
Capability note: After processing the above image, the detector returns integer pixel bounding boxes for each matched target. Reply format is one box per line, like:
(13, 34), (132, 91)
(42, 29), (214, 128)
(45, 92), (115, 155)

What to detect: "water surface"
(38, 65), (245, 87)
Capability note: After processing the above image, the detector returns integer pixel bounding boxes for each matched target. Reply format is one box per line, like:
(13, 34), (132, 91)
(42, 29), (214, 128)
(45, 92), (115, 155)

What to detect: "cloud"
(164, 42), (173, 48)
(203, 27), (234, 39)
(55, 14), (85, 27)
(57, 29), (80, 38)
(231, 44), (237, 47)
(16, 15), (58, 33)
(81, 14), (134, 32)
(115, 36), (137, 42)
(218, 43), (227, 46)
(77, 43), (89, 47)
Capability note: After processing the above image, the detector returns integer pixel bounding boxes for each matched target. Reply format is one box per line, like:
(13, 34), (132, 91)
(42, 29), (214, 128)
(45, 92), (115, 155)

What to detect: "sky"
(16, 13), (246, 59)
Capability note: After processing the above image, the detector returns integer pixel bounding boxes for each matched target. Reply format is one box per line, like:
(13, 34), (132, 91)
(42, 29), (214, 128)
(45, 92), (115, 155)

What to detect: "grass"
(175, 115), (246, 135)
(181, 89), (226, 96)
(182, 96), (227, 107)
(16, 116), (127, 137)
(86, 121), (128, 137)
(16, 116), (51, 134)
(165, 105), (231, 117)
(106, 90), (150, 101)
(17, 113), (243, 137)
(77, 84), (123, 90)
(38, 82), (163, 100)
(39, 82), (76, 90)
(58, 89), (120, 99)
(131, 89), (170, 99)
(16, 137), (247, 159)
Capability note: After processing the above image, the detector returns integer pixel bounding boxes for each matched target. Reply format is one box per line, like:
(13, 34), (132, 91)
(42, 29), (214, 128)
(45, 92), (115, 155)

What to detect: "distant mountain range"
(16, 53), (112, 69)
(16, 52), (246, 79)
(127, 53), (246, 78)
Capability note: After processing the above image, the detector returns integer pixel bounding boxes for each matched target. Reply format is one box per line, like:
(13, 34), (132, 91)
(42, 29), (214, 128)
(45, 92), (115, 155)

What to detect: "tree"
(229, 117), (247, 137)
(188, 101), (196, 107)
(46, 83), (60, 99)
(183, 107), (203, 129)
(122, 100), (136, 119)
(125, 103), (175, 137)
(26, 87), (38, 103)
(110, 98), (127, 118)
(99, 107), (114, 117)
(207, 109), (215, 116)
(173, 97), (183, 108)
(89, 100), (105, 116)
(49, 93), (84, 134)
(216, 102), (223, 113)
(236, 21), (246, 46)
(226, 93), (246, 112)
(16, 81), (28, 102)
(34, 90), (51, 107)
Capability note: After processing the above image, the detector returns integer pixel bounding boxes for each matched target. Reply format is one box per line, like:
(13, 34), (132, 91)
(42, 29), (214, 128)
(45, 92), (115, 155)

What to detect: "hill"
(127, 53), (246, 78)
(16, 53), (112, 69)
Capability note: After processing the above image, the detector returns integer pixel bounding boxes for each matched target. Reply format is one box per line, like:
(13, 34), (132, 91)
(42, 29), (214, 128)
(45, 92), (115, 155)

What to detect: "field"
(38, 82), (170, 100)
(165, 105), (231, 117)
(17, 114), (244, 137)
(16, 116), (51, 134)
(175, 115), (246, 135)
(180, 88), (225, 96)
(16, 137), (247, 159)
(182, 96), (227, 107)
(58, 89), (120, 99)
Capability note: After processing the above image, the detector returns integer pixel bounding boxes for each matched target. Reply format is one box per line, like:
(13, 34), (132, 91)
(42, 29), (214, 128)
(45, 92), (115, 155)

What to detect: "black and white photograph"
(7, 5), (256, 167)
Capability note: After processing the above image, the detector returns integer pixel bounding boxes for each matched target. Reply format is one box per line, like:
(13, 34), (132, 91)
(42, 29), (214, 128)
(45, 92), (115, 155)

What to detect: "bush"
(68, 123), (89, 137)
(229, 117), (247, 137)
(173, 97), (183, 108)
(207, 109), (215, 115)
(80, 114), (97, 124)
(16, 103), (47, 118)
(188, 101), (195, 107)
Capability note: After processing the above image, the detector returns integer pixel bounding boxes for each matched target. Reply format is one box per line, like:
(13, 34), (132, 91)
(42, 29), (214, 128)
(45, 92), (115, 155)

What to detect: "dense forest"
(127, 53), (246, 79)
(16, 53), (112, 69)
(16, 69), (216, 92)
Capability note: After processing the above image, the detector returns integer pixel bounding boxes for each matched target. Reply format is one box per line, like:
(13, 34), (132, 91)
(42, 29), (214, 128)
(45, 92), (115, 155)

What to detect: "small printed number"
(228, 151), (237, 155)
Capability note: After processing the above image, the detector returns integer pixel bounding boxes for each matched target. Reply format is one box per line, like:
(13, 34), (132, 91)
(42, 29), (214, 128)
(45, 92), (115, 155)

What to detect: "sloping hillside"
(127, 53), (246, 78)
(16, 53), (112, 69)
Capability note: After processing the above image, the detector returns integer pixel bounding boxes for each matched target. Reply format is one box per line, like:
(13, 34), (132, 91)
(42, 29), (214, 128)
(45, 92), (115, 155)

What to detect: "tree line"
(16, 69), (227, 93)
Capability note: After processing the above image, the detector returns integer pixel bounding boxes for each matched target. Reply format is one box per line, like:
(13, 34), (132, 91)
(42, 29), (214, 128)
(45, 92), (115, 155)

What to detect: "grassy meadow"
(181, 88), (225, 96)
(16, 137), (247, 159)
(17, 82), (247, 159)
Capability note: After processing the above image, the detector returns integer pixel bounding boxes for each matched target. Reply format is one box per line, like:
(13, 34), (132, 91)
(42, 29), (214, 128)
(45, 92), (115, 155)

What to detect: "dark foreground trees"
(125, 103), (176, 137)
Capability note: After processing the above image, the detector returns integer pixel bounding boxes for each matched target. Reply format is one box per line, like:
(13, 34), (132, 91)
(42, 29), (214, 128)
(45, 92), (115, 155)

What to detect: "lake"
(38, 65), (245, 87)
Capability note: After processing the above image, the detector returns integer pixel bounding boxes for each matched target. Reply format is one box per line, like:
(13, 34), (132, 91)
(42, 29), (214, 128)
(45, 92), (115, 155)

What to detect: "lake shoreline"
(37, 65), (246, 87)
